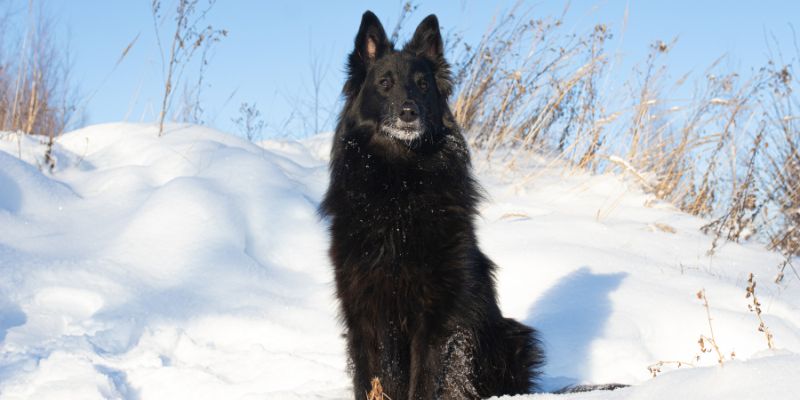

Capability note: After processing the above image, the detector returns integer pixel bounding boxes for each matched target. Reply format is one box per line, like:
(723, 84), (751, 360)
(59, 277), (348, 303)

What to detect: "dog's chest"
(337, 198), (464, 313)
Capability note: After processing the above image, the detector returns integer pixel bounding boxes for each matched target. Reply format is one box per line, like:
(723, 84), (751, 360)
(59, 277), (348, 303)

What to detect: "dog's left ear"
(405, 14), (452, 99)
(404, 14), (444, 61)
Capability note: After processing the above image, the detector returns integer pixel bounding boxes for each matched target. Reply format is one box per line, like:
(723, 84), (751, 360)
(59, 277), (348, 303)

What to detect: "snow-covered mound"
(0, 124), (798, 399)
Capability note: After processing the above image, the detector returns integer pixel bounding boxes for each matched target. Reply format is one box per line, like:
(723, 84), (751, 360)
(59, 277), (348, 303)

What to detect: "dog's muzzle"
(381, 119), (424, 141)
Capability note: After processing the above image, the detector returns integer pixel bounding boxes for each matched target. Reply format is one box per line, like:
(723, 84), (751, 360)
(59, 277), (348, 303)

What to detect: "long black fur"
(320, 11), (543, 399)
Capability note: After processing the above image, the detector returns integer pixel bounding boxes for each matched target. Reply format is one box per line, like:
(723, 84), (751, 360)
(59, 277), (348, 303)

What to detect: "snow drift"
(0, 124), (798, 399)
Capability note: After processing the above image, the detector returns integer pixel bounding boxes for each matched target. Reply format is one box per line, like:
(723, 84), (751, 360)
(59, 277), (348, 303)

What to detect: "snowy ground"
(0, 124), (798, 399)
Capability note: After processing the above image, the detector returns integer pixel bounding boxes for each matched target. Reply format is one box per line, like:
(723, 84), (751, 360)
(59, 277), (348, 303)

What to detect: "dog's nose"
(399, 101), (419, 123)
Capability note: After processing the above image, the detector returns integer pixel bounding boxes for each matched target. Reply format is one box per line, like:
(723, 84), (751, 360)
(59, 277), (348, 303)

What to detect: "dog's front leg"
(407, 325), (437, 400)
(408, 325), (482, 400)
(437, 327), (481, 400)
(347, 326), (381, 400)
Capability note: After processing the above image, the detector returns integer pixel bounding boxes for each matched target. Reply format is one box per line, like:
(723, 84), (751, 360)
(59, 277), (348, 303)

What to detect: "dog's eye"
(417, 79), (428, 91)
(379, 78), (393, 89)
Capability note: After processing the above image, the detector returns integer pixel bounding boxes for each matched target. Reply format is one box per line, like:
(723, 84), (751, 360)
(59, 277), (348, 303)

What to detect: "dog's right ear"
(354, 11), (390, 63)
(344, 11), (390, 98)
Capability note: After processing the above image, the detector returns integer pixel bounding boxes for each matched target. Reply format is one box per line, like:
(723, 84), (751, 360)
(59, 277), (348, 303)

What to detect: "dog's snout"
(399, 101), (419, 123)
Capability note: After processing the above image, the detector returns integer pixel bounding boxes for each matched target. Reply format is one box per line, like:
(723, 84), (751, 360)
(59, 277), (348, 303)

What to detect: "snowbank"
(0, 124), (798, 399)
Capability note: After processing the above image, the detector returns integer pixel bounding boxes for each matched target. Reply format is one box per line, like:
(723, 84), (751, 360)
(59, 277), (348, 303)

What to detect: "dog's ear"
(404, 14), (452, 98)
(354, 11), (390, 64)
(404, 14), (443, 61)
(344, 11), (390, 98)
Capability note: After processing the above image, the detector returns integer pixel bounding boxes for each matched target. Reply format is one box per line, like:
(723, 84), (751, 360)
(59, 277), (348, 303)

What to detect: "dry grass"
(648, 276), (780, 377)
(365, 377), (391, 400)
(647, 359), (695, 378)
(440, 4), (800, 269)
(232, 102), (265, 142)
(645, 288), (725, 378)
(696, 289), (727, 365)
(0, 3), (77, 145)
(450, 5), (610, 165)
(151, 0), (226, 136)
(746, 273), (775, 349)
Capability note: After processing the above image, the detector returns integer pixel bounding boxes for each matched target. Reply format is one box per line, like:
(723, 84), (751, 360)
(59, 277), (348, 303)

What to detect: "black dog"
(321, 11), (543, 399)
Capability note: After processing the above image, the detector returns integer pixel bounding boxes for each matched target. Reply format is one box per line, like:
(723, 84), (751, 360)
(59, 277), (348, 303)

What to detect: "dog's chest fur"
(326, 137), (478, 328)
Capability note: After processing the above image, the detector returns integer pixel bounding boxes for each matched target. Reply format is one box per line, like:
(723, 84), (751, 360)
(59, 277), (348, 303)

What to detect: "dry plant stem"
(365, 377), (391, 400)
(697, 289), (725, 365)
(701, 130), (765, 255)
(8, 5), (31, 130)
(43, 130), (55, 172)
(152, 0), (224, 136)
(389, 2), (416, 43)
(157, 0), (185, 136)
(647, 360), (696, 378)
(775, 258), (799, 283)
(746, 273), (775, 349)
(232, 102), (265, 141)
(158, 34), (177, 135)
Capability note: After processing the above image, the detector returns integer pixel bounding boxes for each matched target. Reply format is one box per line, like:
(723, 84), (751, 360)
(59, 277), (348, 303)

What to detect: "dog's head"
(342, 11), (455, 149)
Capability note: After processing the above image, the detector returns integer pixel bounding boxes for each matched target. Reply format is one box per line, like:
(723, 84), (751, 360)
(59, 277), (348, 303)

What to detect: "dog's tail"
(500, 317), (545, 393)
(500, 318), (628, 395)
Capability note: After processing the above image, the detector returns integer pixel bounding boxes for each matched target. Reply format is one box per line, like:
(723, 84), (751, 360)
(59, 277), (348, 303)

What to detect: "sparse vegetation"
(746, 273), (775, 349)
(151, 0), (226, 136)
(428, 4), (800, 274)
(648, 279), (780, 377)
(0, 1), (79, 166)
(232, 101), (265, 142)
(696, 289), (727, 365)
(282, 44), (337, 138)
(647, 359), (695, 378)
(648, 289), (727, 377)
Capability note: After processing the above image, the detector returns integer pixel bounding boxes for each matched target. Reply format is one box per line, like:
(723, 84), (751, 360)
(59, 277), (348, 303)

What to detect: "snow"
(500, 350), (800, 400)
(1, 123), (798, 399)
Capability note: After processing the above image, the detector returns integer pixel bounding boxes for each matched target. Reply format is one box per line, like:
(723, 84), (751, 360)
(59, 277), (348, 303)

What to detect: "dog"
(320, 11), (543, 399)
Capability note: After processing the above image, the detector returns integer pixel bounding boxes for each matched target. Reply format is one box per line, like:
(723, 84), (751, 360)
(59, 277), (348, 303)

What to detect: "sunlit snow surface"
(1, 124), (798, 399)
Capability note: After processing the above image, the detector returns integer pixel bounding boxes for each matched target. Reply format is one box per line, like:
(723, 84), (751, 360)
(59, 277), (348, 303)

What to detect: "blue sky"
(13, 1), (800, 138)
